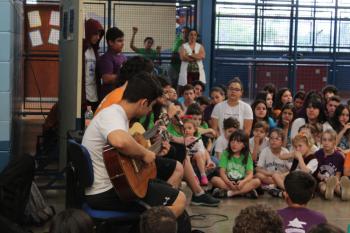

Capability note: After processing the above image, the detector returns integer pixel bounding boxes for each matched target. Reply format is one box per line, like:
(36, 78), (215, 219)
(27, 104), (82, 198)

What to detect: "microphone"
(174, 113), (184, 127)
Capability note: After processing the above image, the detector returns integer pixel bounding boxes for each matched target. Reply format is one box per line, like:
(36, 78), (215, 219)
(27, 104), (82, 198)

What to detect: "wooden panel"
(24, 59), (59, 98)
(24, 4), (59, 99)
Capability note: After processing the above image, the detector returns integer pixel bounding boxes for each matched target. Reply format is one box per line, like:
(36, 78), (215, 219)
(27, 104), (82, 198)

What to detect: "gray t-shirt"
(257, 147), (291, 173)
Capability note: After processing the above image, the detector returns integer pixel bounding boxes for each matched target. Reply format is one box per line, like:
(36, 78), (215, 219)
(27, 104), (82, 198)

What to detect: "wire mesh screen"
(215, 17), (255, 49)
(113, 2), (176, 53)
(260, 18), (290, 50)
(297, 20), (313, 48)
(338, 20), (350, 52)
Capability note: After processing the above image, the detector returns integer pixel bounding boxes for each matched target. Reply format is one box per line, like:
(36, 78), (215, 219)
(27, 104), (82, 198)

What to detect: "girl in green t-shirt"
(210, 129), (261, 198)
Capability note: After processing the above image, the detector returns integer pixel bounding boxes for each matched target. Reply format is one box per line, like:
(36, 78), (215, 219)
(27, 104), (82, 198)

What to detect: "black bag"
(24, 182), (55, 226)
(0, 214), (28, 233)
(0, 154), (34, 224)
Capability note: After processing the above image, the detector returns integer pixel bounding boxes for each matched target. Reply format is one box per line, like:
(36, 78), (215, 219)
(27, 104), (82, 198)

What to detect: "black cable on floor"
(189, 213), (229, 228)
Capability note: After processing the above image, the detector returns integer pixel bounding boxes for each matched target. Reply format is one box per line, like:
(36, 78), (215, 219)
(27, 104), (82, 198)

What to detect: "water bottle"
(84, 105), (93, 129)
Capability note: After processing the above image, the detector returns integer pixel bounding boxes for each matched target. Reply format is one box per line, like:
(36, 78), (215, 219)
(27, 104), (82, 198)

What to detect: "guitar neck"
(148, 139), (162, 155)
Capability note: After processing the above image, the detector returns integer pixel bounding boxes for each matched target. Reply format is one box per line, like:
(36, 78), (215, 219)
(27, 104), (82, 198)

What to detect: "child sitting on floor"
(255, 128), (291, 197)
(315, 129), (350, 201)
(183, 119), (215, 186)
(210, 129), (261, 198)
(272, 132), (318, 193)
(249, 121), (269, 163)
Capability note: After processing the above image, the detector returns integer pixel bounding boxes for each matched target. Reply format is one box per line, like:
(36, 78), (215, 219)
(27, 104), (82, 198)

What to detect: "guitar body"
(103, 123), (157, 201)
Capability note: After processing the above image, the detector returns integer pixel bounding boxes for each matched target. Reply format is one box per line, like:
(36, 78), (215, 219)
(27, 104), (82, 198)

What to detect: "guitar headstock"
(158, 113), (170, 127)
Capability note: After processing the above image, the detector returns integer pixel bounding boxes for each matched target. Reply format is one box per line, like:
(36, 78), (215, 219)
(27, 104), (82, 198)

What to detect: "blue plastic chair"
(66, 139), (141, 231)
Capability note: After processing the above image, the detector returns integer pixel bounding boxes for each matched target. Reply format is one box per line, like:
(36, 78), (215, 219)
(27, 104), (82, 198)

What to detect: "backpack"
(0, 154), (34, 224)
(24, 182), (55, 226)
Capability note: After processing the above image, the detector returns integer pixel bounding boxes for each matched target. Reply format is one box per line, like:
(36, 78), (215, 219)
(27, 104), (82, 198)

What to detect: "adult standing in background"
(96, 27), (127, 101)
(178, 29), (206, 90)
(168, 27), (189, 88)
(82, 18), (104, 111)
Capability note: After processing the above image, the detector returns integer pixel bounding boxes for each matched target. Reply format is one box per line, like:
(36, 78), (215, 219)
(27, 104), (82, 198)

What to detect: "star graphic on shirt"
(287, 218), (307, 229)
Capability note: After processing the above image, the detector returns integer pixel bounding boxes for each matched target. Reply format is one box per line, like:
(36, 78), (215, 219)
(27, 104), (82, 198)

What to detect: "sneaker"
(268, 188), (283, 198)
(212, 188), (227, 198)
(256, 186), (265, 195)
(340, 176), (350, 201)
(191, 193), (220, 207)
(200, 176), (209, 186)
(245, 189), (259, 199)
(325, 176), (337, 200)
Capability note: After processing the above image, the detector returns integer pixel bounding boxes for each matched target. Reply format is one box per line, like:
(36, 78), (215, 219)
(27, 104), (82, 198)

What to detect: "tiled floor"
(29, 186), (350, 233)
(19, 116), (350, 233)
(187, 193), (350, 232)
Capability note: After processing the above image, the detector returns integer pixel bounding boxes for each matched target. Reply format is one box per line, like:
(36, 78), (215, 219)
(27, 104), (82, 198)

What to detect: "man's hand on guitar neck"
(158, 141), (171, 157)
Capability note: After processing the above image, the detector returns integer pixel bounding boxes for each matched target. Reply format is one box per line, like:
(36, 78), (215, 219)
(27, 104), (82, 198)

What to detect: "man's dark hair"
(106, 27), (124, 43)
(49, 209), (94, 233)
(322, 84), (338, 96)
(140, 206), (177, 233)
(122, 72), (163, 104)
(118, 56), (154, 86)
(232, 204), (283, 233)
(308, 223), (345, 233)
(284, 171), (316, 205)
(192, 80), (206, 92)
(223, 117), (240, 130)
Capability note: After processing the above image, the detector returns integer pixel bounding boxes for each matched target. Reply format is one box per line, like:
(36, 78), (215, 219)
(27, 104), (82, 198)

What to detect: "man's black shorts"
(85, 179), (179, 211)
(156, 157), (177, 181)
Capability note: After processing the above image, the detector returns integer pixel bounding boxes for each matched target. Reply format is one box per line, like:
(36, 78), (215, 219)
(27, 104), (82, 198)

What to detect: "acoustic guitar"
(103, 117), (169, 201)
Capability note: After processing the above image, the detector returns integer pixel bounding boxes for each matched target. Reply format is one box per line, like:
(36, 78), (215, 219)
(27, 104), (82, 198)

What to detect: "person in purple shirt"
(315, 129), (348, 200)
(278, 171), (327, 233)
(96, 27), (127, 101)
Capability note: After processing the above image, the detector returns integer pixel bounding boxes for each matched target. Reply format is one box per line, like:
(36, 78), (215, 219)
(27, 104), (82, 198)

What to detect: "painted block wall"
(0, 0), (22, 171)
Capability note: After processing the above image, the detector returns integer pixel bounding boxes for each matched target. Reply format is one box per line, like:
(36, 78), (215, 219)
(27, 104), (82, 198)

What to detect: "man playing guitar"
(82, 72), (187, 227)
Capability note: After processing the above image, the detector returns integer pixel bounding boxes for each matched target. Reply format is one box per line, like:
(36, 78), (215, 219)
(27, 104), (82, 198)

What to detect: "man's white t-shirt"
(257, 147), (291, 173)
(85, 48), (98, 102)
(211, 100), (253, 135)
(82, 104), (129, 195)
